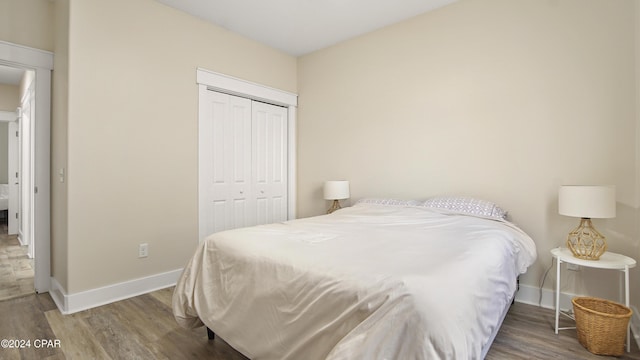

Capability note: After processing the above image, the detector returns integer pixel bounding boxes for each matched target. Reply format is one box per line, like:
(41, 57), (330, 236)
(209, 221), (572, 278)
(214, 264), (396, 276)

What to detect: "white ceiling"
(0, 64), (24, 86)
(155, 0), (458, 56)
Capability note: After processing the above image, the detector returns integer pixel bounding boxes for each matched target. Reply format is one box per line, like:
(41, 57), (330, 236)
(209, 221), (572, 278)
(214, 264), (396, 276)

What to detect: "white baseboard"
(515, 284), (640, 350)
(49, 277), (67, 312)
(514, 283), (574, 310)
(17, 234), (26, 247)
(49, 269), (183, 315)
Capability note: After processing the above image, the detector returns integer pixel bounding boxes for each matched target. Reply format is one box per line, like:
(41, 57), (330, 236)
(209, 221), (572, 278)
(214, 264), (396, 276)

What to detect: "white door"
(19, 84), (33, 257)
(8, 118), (18, 235)
(199, 91), (288, 241)
(252, 101), (288, 225)
(200, 91), (253, 239)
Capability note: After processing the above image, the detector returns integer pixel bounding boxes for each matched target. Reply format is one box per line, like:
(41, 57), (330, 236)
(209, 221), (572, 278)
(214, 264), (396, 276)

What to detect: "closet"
(199, 90), (288, 239)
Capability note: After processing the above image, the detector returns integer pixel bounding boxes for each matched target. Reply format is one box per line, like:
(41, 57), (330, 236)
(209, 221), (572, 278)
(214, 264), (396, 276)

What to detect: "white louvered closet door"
(199, 90), (288, 241)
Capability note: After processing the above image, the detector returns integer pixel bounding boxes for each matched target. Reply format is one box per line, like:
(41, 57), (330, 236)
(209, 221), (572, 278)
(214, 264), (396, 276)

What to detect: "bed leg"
(206, 327), (215, 340)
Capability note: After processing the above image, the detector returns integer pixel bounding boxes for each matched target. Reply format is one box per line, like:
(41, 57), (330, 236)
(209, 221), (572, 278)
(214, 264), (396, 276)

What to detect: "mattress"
(173, 202), (537, 359)
(0, 184), (8, 211)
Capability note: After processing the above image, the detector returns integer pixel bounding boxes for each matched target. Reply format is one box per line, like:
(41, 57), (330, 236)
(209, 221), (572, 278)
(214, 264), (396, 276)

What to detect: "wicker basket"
(572, 297), (633, 356)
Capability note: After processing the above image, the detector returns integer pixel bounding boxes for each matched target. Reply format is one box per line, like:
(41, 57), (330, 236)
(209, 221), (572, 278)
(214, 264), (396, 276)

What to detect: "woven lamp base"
(567, 218), (606, 260)
(327, 199), (342, 214)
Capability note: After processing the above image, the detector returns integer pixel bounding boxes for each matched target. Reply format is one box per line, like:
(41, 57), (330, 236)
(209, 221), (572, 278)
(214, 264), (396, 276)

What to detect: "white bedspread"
(0, 184), (8, 211)
(173, 203), (537, 360)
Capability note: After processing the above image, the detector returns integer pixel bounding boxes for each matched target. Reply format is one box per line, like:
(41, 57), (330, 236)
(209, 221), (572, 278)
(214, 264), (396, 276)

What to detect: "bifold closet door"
(199, 90), (288, 239)
(252, 101), (288, 225)
(200, 91), (253, 236)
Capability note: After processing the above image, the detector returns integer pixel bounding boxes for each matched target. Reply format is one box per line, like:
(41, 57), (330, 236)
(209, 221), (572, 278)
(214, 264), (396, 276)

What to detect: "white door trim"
(8, 120), (18, 235)
(196, 68), (298, 240)
(0, 110), (17, 122)
(196, 68), (297, 107)
(0, 40), (52, 293)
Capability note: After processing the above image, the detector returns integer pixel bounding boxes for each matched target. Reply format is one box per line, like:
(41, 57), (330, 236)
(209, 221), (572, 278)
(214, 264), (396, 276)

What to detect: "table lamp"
(324, 180), (350, 214)
(558, 185), (616, 260)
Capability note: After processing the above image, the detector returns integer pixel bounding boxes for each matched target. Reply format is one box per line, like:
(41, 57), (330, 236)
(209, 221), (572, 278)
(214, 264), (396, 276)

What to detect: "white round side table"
(551, 247), (636, 352)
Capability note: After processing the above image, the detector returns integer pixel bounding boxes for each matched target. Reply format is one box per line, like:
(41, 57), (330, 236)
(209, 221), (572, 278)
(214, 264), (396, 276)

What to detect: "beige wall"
(52, 0), (69, 291)
(0, 83), (19, 110)
(64, 0), (297, 293)
(298, 0), (639, 307)
(0, 0), (54, 51)
(0, 84), (19, 189)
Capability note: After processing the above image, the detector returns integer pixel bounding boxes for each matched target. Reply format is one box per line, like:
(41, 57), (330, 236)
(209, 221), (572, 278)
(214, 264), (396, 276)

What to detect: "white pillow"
(355, 198), (422, 207)
(421, 196), (508, 220)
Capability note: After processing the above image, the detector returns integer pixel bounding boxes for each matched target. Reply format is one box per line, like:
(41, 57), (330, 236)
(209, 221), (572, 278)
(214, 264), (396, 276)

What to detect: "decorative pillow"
(355, 198), (422, 207)
(420, 196), (508, 220)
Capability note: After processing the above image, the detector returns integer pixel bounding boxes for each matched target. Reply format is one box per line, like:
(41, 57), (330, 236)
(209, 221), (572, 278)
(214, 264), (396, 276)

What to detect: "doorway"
(0, 40), (52, 295)
(0, 66), (34, 300)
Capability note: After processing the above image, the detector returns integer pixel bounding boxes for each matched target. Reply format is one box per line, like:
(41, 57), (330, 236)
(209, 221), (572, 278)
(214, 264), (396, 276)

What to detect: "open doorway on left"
(0, 64), (33, 301)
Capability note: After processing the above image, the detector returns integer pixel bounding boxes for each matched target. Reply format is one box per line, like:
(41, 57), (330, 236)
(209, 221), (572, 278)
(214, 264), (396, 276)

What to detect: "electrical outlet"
(138, 243), (148, 258)
(567, 263), (580, 271)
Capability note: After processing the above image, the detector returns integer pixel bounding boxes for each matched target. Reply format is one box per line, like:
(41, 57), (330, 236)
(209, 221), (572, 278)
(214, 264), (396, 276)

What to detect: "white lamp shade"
(559, 185), (616, 219)
(324, 180), (350, 200)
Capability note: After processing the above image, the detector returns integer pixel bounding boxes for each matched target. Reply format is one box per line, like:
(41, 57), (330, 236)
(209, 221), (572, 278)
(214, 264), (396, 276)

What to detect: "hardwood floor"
(1, 288), (639, 359)
(0, 288), (247, 360)
(0, 225), (34, 302)
(486, 302), (640, 359)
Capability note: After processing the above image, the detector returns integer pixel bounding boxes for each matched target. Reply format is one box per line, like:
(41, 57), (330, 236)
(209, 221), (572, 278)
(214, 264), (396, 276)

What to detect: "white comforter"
(173, 203), (537, 360)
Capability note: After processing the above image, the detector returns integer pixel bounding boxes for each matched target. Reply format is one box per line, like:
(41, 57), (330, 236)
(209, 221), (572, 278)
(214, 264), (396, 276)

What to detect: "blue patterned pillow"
(421, 196), (508, 220)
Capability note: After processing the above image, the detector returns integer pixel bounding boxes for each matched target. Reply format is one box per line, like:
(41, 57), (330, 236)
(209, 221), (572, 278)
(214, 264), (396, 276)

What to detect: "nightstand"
(551, 247), (636, 352)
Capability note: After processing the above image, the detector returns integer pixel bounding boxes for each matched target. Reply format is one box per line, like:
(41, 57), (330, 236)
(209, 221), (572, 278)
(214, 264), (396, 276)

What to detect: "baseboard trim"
(514, 283), (574, 310)
(49, 269), (183, 315)
(49, 277), (67, 312)
(515, 284), (640, 350)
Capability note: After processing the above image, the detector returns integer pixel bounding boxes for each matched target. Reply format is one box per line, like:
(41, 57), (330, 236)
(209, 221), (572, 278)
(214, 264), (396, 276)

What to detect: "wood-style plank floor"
(0, 228), (34, 302)
(1, 287), (639, 359)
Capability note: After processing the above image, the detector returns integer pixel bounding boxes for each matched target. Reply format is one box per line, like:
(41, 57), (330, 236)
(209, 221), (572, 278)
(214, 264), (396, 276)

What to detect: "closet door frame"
(197, 68), (298, 242)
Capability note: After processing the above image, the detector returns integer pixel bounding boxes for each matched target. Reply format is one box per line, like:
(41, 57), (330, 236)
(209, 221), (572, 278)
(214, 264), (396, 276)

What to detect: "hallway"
(0, 222), (33, 301)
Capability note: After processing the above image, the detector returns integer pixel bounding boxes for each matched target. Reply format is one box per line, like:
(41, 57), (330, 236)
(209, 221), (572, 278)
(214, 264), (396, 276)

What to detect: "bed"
(173, 197), (537, 359)
(0, 184), (8, 211)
